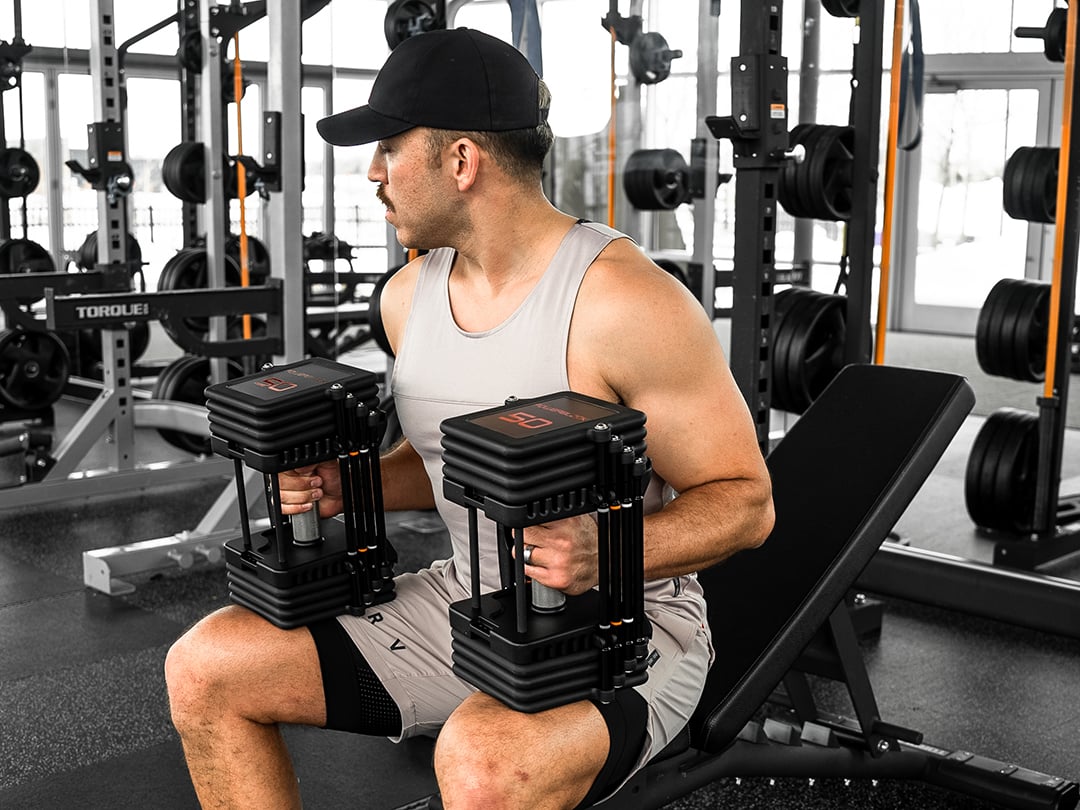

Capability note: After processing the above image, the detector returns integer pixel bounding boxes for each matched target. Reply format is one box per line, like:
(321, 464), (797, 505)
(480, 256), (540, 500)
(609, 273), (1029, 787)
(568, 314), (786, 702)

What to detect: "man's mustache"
(377, 185), (394, 212)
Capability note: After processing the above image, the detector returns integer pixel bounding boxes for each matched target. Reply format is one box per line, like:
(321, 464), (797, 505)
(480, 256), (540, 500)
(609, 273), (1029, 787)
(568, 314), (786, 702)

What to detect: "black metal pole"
(234, 459), (252, 551)
(178, 0), (199, 247)
(469, 507), (481, 614)
(1033, 4), (1080, 536)
(843, 0), (884, 366)
(721, 0), (789, 452)
(513, 526), (527, 635)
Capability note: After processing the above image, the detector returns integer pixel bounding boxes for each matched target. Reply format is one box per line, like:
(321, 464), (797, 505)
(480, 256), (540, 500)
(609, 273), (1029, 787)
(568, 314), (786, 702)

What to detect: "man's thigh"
(334, 561), (476, 739)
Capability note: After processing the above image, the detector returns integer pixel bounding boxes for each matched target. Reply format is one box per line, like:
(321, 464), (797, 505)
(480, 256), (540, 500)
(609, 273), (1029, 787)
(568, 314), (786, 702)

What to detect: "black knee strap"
(576, 688), (649, 807)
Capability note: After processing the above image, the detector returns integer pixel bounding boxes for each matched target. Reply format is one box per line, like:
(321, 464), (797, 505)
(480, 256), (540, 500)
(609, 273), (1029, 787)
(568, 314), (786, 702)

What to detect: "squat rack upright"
(0, 0), (308, 593)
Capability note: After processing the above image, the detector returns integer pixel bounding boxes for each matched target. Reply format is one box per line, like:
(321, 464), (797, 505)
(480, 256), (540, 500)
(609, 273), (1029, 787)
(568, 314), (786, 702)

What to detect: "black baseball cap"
(316, 28), (544, 147)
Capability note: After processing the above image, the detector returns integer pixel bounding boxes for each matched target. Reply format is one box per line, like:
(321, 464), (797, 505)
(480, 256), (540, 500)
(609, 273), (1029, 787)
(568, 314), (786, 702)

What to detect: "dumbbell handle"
(531, 582), (566, 613)
(292, 508), (321, 545)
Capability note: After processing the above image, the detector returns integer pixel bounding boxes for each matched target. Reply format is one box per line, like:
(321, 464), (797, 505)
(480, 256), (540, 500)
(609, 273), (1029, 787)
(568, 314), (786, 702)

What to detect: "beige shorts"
(335, 557), (713, 773)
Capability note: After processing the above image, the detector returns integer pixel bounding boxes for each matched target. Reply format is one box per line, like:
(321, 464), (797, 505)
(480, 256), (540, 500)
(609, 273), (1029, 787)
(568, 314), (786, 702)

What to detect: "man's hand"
(521, 513), (598, 596)
(278, 461), (344, 518)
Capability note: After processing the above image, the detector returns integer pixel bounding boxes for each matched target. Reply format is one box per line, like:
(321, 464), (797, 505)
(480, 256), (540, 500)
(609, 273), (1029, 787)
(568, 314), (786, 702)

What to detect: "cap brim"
(316, 105), (415, 146)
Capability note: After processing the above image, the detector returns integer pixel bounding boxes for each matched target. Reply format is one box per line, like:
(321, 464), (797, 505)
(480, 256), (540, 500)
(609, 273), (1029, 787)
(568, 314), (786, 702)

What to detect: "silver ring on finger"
(523, 544), (535, 565)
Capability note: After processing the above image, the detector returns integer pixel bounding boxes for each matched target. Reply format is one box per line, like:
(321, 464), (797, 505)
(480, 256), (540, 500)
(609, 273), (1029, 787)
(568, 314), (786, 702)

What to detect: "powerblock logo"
(74, 302), (150, 320)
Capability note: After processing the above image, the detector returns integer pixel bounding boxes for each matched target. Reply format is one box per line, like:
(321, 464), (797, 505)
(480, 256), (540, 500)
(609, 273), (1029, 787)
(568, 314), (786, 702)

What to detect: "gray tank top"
(391, 221), (704, 622)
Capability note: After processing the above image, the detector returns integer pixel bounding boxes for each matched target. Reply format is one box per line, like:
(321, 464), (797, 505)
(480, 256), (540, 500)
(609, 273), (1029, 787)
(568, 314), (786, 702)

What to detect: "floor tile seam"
(0, 640), (174, 691)
(0, 585), (87, 612)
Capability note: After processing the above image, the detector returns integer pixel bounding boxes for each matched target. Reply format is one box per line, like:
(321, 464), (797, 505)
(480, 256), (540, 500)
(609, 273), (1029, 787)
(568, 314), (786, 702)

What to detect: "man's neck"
(452, 195), (576, 286)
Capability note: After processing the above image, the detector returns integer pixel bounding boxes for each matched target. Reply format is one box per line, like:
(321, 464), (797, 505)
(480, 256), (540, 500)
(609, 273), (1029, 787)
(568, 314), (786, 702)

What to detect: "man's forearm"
(641, 478), (774, 581)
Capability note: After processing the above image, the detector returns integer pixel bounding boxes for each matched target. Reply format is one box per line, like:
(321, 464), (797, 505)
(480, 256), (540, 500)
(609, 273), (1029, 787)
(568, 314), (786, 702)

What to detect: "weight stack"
(440, 391), (652, 712)
(205, 358), (396, 628)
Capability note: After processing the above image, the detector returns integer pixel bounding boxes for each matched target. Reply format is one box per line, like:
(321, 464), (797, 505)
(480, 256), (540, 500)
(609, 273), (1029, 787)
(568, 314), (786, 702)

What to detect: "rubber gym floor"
(1, 333), (1079, 809)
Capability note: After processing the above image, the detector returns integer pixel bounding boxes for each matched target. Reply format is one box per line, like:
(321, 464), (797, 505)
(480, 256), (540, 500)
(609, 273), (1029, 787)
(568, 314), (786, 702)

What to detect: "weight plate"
(0, 329), (70, 410)
(778, 125), (813, 219)
(0, 238), (56, 308)
(990, 279), (1031, 380)
(975, 279), (1050, 382)
(1007, 281), (1050, 382)
(964, 410), (1006, 528)
(815, 126), (855, 221)
(797, 126), (828, 219)
(152, 355), (243, 454)
(800, 126), (832, 219)
(1013, 148), (1036, 220)
(996, 411), (1039, 533)
(965, 410), (1010, 529)
(821, 0), (860, 18)
(1003, 146), (1057, 223)
(77, 321), (151, 368)
(976, 279), (1011, 375)
(784, 289), (851, 413)
(385, 0), (438, 49)
(623, 149), (690, 211)
(965, 408), (1039, 533)
(0, 147), (41, 198)
(980, 408), (1025, 530)
(771, 290), (813, 411)
(1033, 147), (1059, 223)
(1002, 148), (1028, 220)
(163, 142), (207, 203)
(1045, 8), (1068, 62)
(157, 248), (242, 343)
(770, 289), (818, 413)
(629, 31), (679, 85)
(74, 230), (144, 275)
(778, 125), (854, 221)
(791, 294), (846, 408)
(162, 143), (252, 203)
(226, 234), (271, 279)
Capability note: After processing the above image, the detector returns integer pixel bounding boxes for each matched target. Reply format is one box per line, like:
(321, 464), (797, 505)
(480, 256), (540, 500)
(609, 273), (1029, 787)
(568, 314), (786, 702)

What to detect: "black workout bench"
(392, 364), (1078, 810)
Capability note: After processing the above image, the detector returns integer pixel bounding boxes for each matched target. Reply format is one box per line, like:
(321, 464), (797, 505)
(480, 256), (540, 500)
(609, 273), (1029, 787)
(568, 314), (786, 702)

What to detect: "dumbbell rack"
(441, 392), (652, 713)
(205, 358), (396, 628)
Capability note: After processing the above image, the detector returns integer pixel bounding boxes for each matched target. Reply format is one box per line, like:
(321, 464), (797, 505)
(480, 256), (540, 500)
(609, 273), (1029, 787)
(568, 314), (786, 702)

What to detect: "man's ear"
(449, 137), (480, 191)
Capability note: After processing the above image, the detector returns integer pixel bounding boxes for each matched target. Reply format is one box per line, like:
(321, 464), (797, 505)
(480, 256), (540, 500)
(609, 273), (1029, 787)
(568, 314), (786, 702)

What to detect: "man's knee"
(434, 704), (518, 807)
(434, 694), (609, 809)
(164, 607), (249, 727)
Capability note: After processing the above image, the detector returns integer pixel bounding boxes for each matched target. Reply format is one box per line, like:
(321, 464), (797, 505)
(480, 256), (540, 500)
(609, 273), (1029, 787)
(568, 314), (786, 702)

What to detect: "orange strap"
(233, 33), (252, 340)
(874, 0), (906, 365)
(607, 25), (617, 229)
(1045, 0), (1079, 397)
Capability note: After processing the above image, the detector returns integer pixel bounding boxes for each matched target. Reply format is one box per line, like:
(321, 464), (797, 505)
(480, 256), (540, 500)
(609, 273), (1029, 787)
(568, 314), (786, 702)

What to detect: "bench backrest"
(690, 364), (974, 752)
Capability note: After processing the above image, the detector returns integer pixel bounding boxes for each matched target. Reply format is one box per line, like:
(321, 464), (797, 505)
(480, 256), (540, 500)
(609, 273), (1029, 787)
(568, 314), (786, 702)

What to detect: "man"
(165, 27), (773, 810)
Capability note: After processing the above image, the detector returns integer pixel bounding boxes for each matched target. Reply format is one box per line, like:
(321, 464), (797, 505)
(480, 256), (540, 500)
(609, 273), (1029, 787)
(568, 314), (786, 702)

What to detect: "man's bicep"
(624, 324), (763, 496)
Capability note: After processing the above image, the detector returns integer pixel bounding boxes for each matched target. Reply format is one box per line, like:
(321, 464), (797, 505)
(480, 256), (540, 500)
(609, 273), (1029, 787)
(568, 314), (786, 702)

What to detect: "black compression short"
(307, 618), (649, 804)
(309, 617), (403, 736)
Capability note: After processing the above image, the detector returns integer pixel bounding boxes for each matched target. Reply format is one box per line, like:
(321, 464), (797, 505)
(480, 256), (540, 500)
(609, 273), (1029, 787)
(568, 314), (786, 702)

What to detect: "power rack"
(441, 392), (652, 713)
(205, 358), (396, 628)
